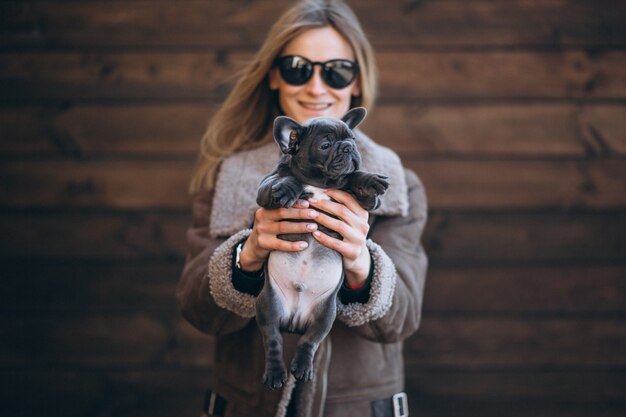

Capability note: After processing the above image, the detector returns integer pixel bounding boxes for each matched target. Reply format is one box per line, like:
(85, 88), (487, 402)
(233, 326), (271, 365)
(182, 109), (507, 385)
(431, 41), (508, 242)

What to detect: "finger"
(292, 199), (310, 209)
(257, 207), (320, 222)
(313, 211), (360, 242)
(268, 220), (318, 235)
(312, 230), (358, 259)
(323, 189), (369, 218)
(309, 198), (362, 228)
(259, 235), (310, 252)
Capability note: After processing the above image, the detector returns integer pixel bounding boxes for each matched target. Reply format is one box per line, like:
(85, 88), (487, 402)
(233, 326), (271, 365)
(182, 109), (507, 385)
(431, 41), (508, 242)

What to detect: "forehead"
(304, 118), (351, 138)
(282, 26), (355, 62)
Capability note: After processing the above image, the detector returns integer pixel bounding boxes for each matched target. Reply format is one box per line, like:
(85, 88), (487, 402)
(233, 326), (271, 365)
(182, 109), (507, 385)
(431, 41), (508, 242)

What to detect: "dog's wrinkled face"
(274, 107), (367, 184)
(295, 119), (361, 179)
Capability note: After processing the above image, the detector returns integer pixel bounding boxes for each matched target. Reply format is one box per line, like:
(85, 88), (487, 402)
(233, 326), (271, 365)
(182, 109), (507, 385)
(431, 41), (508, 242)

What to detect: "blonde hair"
(189, 0), (378, 193)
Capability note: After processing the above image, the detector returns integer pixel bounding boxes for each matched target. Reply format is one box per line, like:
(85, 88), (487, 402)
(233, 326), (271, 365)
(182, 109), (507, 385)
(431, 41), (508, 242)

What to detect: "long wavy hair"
(189, 0), (378, 193)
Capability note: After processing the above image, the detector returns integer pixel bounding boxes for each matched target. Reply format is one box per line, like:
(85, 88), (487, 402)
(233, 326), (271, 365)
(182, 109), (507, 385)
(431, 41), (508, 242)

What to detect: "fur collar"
(209, 131), (409, 238)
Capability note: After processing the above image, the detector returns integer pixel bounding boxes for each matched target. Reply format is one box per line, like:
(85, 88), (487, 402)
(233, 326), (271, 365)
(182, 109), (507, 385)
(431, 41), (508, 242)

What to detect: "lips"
(299, 101), (332, 111)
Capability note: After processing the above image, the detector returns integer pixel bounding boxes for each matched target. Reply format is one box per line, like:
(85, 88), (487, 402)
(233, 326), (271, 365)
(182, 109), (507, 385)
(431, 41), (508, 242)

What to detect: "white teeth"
(301, 103), (330, 110)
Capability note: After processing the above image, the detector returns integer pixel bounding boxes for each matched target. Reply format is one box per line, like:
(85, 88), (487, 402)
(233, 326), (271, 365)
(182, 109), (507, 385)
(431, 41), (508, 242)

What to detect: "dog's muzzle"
(324, 141), (360, 177)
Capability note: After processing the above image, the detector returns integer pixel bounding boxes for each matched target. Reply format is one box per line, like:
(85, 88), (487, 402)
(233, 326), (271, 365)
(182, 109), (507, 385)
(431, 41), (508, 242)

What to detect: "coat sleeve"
(336, 169), (428, 343)
(176, 190), (258, 335)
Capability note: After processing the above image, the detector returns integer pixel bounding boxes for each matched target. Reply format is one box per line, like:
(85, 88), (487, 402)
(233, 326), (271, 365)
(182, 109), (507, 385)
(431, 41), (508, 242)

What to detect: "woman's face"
(270, 26), (361, 124)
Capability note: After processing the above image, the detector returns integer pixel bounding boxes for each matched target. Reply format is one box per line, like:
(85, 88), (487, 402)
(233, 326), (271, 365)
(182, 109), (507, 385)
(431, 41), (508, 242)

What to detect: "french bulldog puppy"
(255, 107), (389, 389)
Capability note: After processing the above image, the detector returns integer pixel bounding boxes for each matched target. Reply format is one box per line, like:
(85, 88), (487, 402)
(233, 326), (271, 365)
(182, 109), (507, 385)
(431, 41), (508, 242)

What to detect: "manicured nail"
(308, 210), (318, 218)
(306, 223), (317, 231)
(313, 231), (321, 238)
(299, 242), (308, 249)
(308, 197), (318, 203)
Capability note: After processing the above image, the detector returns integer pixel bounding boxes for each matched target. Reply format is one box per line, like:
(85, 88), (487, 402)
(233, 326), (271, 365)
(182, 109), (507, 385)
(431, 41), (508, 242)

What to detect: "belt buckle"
(392, 392), (408, 417)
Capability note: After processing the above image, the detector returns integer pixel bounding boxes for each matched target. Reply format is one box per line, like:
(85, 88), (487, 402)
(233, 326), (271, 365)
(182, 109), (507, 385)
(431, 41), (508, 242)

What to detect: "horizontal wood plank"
(2, 314), (625, 369)
(425, 211), (626, 265)
(3, 104), (626, 157)
(407, 159), (626, 210)
(406, 371), (626, 417)
(0, 211), (624, 263)
(2, 159), (625, 210)
(0, 211), (189, 260)
(1, 51), (625, 101)
(4, 262), (625, 315)
(3, 369), (210, 417)
(0, 314), (168, 368)
(423, 265), (626, 314)
(6, 369), (624, 417)
(2, 0), (624, 49)
(367, 104), (626, 157)
(2, 261), (182, 313)
(405, 317), (626, 368)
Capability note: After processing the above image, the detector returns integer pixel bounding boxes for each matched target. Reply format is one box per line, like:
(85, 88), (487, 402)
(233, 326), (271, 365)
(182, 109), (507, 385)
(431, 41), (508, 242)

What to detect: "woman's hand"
(239, 200), (319, 272)
(308, 189), (371, 287)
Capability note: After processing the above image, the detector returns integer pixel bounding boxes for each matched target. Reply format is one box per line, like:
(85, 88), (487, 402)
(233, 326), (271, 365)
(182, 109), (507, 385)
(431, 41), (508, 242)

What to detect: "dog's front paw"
(263, 362), (288, 390)
(271, 178), (302, 208)
(351, 173), (389, 200)
(363, 174), (389, 196)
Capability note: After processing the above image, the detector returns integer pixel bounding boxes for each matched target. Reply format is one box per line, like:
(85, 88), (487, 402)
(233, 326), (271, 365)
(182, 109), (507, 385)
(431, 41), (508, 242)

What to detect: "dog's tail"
(274, 374), (296, 417)
(274, 338), (331, 417)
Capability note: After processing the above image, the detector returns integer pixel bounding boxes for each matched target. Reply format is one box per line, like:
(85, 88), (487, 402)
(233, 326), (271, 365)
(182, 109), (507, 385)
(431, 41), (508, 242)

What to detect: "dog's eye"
(320, 142), (331, 150)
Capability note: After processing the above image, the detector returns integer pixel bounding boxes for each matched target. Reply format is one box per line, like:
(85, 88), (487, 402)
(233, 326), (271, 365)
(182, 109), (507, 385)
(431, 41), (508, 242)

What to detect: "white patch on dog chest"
(303, 185), (330, 202)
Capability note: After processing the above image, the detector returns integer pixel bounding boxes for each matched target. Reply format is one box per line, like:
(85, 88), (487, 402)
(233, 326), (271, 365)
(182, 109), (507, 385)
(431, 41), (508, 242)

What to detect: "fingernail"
(308, 198), (318, 203)
(308, 210), (318, 218)
(299, 242), (308, 249)
(313, 231), (321, 238)
(306, 223), (317, 231)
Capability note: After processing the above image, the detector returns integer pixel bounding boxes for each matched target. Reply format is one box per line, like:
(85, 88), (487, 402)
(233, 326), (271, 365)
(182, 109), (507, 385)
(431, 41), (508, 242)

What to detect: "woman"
(177, 1), (428, 416)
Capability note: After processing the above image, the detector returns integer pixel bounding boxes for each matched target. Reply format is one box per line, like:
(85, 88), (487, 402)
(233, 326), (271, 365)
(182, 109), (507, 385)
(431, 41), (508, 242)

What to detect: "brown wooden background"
(1, 1), (626, 416)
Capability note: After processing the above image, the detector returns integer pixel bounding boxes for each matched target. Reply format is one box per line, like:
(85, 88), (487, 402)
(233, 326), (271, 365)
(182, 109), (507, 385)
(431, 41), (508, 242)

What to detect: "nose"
(305, 67), (327, 96)
(341, 142), (354, 153)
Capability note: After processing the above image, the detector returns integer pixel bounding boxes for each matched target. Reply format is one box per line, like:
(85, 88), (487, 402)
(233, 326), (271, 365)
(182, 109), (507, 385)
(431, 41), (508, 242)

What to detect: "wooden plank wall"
(1, 1), (625, 416)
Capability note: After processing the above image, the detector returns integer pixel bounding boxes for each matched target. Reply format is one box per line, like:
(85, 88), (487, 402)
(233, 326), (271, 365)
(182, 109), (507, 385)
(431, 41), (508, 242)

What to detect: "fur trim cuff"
(207, 229), (257, 318)
(336, 240), (397, 327)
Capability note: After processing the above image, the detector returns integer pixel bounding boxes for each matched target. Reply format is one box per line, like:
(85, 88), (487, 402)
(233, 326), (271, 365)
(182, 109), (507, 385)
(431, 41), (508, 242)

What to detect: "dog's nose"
(341, 142), (353, 153)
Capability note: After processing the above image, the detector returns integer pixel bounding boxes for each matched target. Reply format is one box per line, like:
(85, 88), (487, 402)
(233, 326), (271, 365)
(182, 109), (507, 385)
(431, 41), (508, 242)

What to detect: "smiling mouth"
(299, 102), (332, 111)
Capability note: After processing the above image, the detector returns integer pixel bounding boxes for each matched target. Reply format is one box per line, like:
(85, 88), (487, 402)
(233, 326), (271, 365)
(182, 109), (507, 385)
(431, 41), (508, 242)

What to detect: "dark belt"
(371, 392), (409, 417)
(203, 389), (408, 417)
(203, 390), (227, 417)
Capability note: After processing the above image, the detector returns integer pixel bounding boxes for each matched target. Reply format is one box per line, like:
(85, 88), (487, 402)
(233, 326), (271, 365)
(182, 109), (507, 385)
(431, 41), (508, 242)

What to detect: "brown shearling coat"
(176, 132), (428, 417)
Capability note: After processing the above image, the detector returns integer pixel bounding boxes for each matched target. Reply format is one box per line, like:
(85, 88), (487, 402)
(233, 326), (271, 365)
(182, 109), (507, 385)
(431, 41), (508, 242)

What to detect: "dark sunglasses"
(273, 55), (359, 89)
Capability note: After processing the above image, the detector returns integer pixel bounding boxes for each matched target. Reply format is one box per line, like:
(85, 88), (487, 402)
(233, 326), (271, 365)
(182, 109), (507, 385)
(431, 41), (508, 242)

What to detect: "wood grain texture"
(1, 211), (624, 263)
(4, 260), (626, 318)
(3, 369), (625, 417)
(2, 0), (625, 414)
(3, 104), (626, 157)
(405, 317), (626, 368)
(423, 266), (626, 314)
(2, 0), (624, 48)
(2, 51), (625, 101)
(4, 262), (625, 315)
(2, 158), (625, 210)
(2, 313), (625, 369)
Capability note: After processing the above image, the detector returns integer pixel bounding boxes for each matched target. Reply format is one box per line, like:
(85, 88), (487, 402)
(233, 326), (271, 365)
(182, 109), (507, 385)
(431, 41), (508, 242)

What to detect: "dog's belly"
(267, 236), (342, 333)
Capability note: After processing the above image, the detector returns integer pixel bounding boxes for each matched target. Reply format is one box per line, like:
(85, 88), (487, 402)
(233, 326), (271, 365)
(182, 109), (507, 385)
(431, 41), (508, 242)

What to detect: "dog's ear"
(341, 107), (367, 130)
(274, 116), (304, 155)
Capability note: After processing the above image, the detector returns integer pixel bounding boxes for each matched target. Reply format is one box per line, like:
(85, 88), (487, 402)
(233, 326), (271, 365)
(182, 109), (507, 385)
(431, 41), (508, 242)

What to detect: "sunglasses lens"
(277, 56), (312, 86)
(323, 61), (357, 89)
(275, 56), (358, 89)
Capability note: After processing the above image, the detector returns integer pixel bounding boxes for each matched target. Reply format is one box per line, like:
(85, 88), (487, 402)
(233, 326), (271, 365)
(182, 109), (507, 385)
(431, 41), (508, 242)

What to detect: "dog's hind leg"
(290, 293), (338, 382)
(256, 283), (288, 389)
